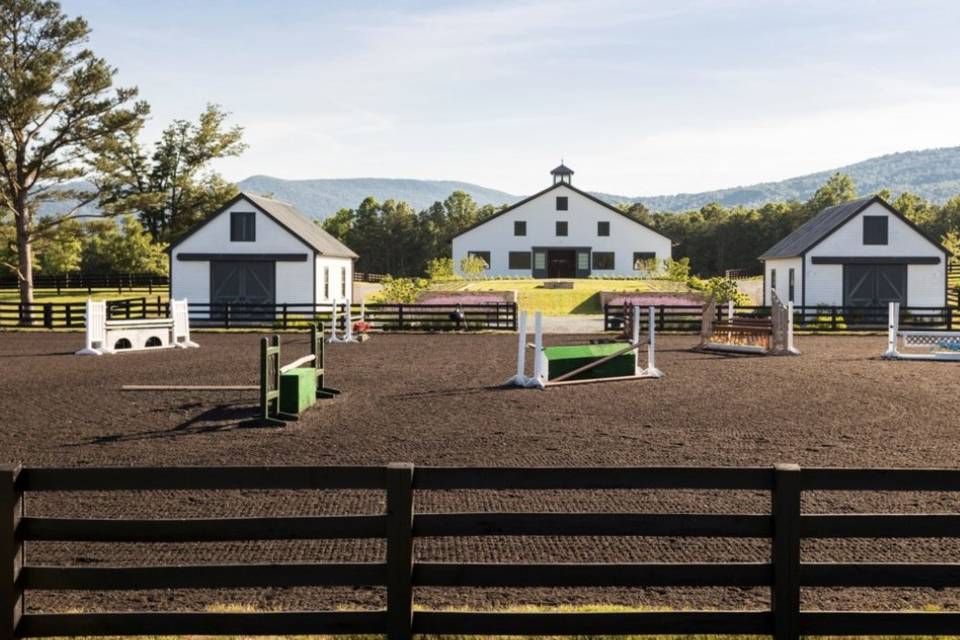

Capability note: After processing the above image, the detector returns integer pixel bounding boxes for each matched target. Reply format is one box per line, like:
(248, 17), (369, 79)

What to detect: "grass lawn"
(0, 287), (169, 304)
(451, 279), (693, 315)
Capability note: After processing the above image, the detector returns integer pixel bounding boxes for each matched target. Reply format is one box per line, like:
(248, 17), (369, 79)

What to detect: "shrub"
(425, 257), (457, 281)
(459, 255), (489, 278)
(701, 276), (750, 305)
(374, 276), (428, 303)
(661, 257), (691, 282)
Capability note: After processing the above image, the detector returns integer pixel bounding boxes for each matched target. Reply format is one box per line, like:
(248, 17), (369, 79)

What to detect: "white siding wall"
(763, 257), (802, 306)
(170, 198), (316, 305)
(451, 184), (672, 277)
(315, 256), (354, 303)
(804, 201), (946, 307)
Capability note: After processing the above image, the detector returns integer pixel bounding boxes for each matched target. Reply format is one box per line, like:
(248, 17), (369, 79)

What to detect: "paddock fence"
(0, 273), (168, 294)
(5, 463), (960, 640)
(949, 262), (960, 308)
(603, 303), (960, 333)
(0, 300), (518, 332)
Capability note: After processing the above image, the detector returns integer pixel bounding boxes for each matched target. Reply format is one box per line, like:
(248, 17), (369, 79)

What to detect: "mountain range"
(237, 145), (960, 219)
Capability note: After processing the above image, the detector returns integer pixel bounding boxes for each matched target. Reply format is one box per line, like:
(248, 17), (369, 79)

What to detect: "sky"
(62, 0), (960, 197)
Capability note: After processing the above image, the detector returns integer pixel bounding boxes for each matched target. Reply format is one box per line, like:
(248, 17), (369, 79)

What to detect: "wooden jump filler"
(77, 298), (197, 355)
(506, 305), (663, 389)
(883, 301), (960, 361)
(698, 292), (799, 356)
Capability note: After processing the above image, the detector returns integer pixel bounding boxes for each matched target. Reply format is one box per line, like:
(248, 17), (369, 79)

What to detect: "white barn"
(169, 192), (357, 309)
(760, 196), (950, 308)
(452, 165), (672, 278)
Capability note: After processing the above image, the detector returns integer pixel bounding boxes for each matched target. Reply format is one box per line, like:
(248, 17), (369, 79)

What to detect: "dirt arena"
(3, 331), (960, 614)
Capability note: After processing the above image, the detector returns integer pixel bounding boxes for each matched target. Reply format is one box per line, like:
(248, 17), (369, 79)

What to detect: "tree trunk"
(15, 209), (34, 326)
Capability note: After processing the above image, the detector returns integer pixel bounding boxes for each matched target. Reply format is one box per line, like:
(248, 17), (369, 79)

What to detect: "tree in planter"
(0, 0), (149, 320)
(92, 104), (246, 243)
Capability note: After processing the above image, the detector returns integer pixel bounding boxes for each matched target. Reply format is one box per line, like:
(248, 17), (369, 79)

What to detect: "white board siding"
(763, 258), (802, 306)
(451, 184), (671, 277)
(170, 198), (316, 306)
(315, 256), (354, 303)
(804, 201), (946, 307)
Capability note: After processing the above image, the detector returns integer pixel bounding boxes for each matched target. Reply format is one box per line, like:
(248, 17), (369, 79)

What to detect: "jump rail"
(5, 463), (960, 639)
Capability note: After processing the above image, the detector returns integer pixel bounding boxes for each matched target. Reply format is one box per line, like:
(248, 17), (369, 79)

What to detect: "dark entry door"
(843, 264), (906, 306)
(211, 261), (276, 318)
(547, 250), (576, 278)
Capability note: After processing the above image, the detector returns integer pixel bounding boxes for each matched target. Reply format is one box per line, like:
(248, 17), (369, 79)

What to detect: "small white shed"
(169, 192), (358, 309)
(760, 196), (950, 308)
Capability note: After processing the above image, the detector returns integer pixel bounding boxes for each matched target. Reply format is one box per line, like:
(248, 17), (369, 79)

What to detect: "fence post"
(398, 304), (405, 331)
(283, 304), (288, 330)
(772, 463), (801, 640)
(42, 304), (53, 329)
(65, 303), (72, 328)
(830, 307), (837, 331)
(224, 303), (231, 330)
(659, 305), (665, 331)
(386, 462), (414, 640)
(512, 302), (518, 332)
(0, 464), (23, 640)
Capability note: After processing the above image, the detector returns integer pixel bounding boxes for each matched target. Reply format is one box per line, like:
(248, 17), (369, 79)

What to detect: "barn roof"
(759, 195), (949, 260)
(168, 192), (358, 259)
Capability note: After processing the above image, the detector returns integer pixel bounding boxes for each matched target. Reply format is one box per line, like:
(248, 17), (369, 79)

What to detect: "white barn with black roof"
(169, 192), (358, 310)
(759, 195), (950, 309)
(451, 165), (672, 278)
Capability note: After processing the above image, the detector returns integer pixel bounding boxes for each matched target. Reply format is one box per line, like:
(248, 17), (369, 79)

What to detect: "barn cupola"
(550, 162), (574, 185)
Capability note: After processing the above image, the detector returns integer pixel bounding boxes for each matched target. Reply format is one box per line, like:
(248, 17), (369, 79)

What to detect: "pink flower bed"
(606, 293), (705, 307)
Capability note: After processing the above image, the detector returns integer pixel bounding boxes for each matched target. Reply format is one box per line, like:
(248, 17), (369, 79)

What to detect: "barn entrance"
(843, 264), (907, 306)
(210, 261), (276, 318)
(547, 249), (576, 278)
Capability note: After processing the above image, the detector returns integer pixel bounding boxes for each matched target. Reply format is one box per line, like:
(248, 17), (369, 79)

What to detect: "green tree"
(804, 172), (857, 217)
(82, 216), (166, 274)
(321, 207), (355, 240)
(35, 219), (83, 275)
(0, 0), (149, 316)
(93, 104), (246, 242)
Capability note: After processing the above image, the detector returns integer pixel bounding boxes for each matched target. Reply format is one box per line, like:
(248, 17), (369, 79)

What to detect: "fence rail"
(4, 462), (960, 639)
(0, 273), (168, 294)
(604, 302), (960, 332)
(0, 300), (517, 332)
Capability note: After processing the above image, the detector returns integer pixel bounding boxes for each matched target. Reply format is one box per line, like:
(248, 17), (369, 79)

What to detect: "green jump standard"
(542, 342), (635, 381)
(279, 367), (318, 417)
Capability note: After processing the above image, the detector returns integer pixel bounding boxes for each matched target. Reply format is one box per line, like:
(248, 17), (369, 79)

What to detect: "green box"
(543, 343), (635, 381)
(279, 367), (317, 416)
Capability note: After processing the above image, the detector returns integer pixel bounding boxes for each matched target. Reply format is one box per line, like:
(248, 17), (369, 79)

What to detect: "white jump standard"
(327, 299), (366, 343)
(506, 305), (663, 389)
(76, 299), (198, 355)
(883, 302), (960, 361)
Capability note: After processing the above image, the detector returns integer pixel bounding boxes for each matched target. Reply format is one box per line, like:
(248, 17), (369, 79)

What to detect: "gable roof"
(759, 195), (950, 260)
(450, 181), (671, 241)
(168, 192), (358, 259)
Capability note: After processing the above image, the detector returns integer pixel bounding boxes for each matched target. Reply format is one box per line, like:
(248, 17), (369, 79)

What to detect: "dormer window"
(556, 196), (568, 211)
(230, 211), (256, 242)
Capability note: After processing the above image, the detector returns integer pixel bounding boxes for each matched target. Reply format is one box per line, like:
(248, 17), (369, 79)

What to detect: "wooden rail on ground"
(5, 463), (960, 639)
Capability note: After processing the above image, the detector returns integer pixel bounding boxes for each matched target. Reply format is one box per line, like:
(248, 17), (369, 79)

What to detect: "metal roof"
(550, 163), (575, 175)
(760, 196), (886, 259)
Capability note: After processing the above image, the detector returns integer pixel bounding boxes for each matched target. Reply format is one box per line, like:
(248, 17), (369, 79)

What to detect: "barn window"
(771, 268), (777, 293)
(556, 196), (568, 211)
(788, 268), (795, 303)
(323, 266), (330, 299)
(468, 251), (491, 269)
(514, 221), (526, 236)
(556, 221), (568, 236)
(341, 267), (347, 298)
(230, 211), (256, 242)
(598, 221), (610, 236)
(863, 215), (888, 245)
(592, 252), (615, 270)
(633, 252), (656, 270)
(509, 251), (531, 269)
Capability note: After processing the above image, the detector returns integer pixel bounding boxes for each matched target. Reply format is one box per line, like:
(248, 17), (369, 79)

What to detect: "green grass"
(454, 279), (692, 315)
(0, 287), (169, 304)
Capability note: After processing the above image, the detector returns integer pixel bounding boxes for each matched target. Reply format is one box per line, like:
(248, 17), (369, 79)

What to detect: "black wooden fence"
(0, 300), (518, 332)
(0, 273), (167, 294)
(604, 303), (960, 333)
(5, 463), (960, 639)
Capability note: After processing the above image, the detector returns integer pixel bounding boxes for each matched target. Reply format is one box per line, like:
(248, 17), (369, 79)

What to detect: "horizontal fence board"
(20, 563), (386, 590)
(802, 513), (960, 538)
(801, 467), (960, 491)
(17, 611), (386, 637)
(414, 466), (774, 490)
(414, 611), (773, 636)
(412, 562), (772, 587)
(19, 514), (386, 542)
(414, 512), (771, 538)
(801, 562), (960, 587)
(801, 611), (960, 636)
(17, 466), (386, 492)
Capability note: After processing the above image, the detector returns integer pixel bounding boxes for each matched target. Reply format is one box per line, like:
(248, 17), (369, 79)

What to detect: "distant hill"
(601, 146), (960, 212)
(236, 175), (520, 218)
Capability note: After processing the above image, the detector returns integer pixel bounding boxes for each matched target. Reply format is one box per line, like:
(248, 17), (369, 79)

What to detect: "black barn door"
(211, 261), (276, 320)
(843, 264), (906, 307)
